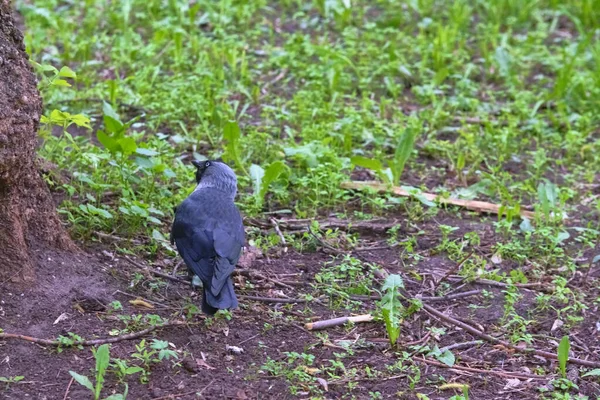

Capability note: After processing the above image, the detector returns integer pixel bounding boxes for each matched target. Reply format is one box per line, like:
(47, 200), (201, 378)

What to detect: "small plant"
(69, 344), (128, 400)
(557, 336), (570, 379)
(57, 332), (85, 352)
(378, 274), (405, 347)
(110, 359), (144, 384)
(0, 376), (24, 389)
(351, 124), (419, 186)
(131, 339), (178, 383)
(249, 161), (288, 208)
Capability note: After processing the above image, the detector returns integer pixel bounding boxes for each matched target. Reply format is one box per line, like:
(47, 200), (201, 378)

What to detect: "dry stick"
(124, 256), (190, 285)
(418, 357), (547, 380)
(447, 276), (550, 290)
(439, 340), (484, 353)
(434, 252), (474, 290)
(125, 256), (295, 291)
(305, 314), (373, 331)
(0, 322), (185, 347)
(270, 217), (288, 252)
(235, 269), (294, 290)
(422, 304), (600, 368)
(341, 181), (536, 219)
(95, 231), (142, 245)
(238, 295), (307, 304)
(350, 289), (482, 303)
(62, 377), (74, 400)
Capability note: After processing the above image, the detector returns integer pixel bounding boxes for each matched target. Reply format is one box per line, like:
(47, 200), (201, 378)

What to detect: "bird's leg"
(188, 269), (203, 289)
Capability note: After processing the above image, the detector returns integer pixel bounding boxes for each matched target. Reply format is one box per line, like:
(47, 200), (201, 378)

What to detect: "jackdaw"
(171, 160), (245, 315)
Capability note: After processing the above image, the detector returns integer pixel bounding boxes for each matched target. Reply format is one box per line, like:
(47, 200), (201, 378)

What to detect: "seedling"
(378, 274), (405, 347)
(69, 344), (128, 400)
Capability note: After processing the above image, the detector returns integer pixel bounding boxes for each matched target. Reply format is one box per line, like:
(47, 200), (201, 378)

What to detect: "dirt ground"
(1, 208), (600, 400)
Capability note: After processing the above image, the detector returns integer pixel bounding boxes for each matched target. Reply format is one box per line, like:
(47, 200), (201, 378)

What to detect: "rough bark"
(0, 0), (74, 283)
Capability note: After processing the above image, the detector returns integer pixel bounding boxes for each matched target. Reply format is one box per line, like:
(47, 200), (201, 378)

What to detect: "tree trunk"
(0, 0), (74, 283)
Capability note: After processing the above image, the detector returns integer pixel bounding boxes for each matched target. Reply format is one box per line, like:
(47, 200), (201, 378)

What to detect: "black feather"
(171, 184), (244, 315)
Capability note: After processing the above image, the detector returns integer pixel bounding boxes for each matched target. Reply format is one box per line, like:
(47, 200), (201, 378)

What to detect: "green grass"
(18, 0), (600, 290)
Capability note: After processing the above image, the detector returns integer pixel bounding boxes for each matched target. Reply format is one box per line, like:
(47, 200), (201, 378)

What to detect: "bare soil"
(1, 208), (600, 399)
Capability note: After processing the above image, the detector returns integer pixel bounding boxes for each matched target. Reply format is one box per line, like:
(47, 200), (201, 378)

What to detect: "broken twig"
(341, 181), (536, 219)
(422, 304), (600, 368)
(305, 314), (373, 331)
(0, 321), (185, 347)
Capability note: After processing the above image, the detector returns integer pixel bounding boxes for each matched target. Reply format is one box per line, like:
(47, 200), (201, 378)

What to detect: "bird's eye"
(205, 161), (211, 167)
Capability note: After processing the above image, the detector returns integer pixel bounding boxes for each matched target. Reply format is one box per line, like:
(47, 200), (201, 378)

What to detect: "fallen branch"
(439, 340), (483, 353)
(350, 289), (482, 303)
(124, 256), (190, 284)
(0, 321), (185, 347)
(418, 357), (547, 380)
(125, 256), (295, 290)
(422, 304), (600, 368)
(238, 295), (308, 304)
(435, 252), (474, 290)
(234, 269), (295, 290)
(305, 314), (373, 331)
(448, 276), (551, 291)
(341, 181), (536, 219)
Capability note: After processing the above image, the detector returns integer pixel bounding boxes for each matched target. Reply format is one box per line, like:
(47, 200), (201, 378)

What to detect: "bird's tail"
(202, 278), (238, 315)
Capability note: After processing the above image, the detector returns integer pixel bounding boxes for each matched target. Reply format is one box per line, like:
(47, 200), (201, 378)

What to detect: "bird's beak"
(192, 160), (203, 169)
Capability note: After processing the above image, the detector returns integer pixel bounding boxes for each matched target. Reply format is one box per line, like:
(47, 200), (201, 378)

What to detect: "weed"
(0, 376), (24, 389)
(378, 274), (405, 347)
(131, 339), (178, 383)
(69, 344), (128, 400)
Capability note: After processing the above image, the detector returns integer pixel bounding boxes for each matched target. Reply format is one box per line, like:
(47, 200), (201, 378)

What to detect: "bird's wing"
(173, 228), (215, 284)
(211, 225), (243, 295)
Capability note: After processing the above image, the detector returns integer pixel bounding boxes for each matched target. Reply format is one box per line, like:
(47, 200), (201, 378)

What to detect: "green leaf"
(556, 231), (570, 244)
(350, 156), (383, 172)
(94, 344), (110, 398)
(87, 204), (113, 219)
(379, 274), (404, 346)
(433, 67), (449, 85)
(96, 130), (119, 153)
(69, 371), (94, 392)
(102, 101), (121, 124)
(58, 66), (76, 79)
(592, 255), (600, 264)
(118, 137), (137, 155)
(582, 369), (600, 377)
(104, 115), (124, 135)
(259, 161), (287, 201)
(135, 157), (154, 169)
(382, 274), (404, 292)
(70, 114), (92, 129)
(436, 349), (455, 367)
(151, 340), (169, 350)
(49, 109), (70, 125)
(39, 63), (58, 73)
(558, 336), (570, 378)
(382, 307), (401, 346)
(249, 164), (265, 199)
(125, 366), (144, 374)
(223, 120), (244, 171)
(135, 148), (159, 157)
(103, 395), (125, 400)
(52, 79), (72, 87)
(392, 126), (418, 185)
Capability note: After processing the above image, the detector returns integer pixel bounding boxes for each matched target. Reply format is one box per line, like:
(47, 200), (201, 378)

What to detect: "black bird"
(171, 160), (245, 315)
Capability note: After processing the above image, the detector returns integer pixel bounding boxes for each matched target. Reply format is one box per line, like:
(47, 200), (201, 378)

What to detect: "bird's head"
(191, 159), (238, 199)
